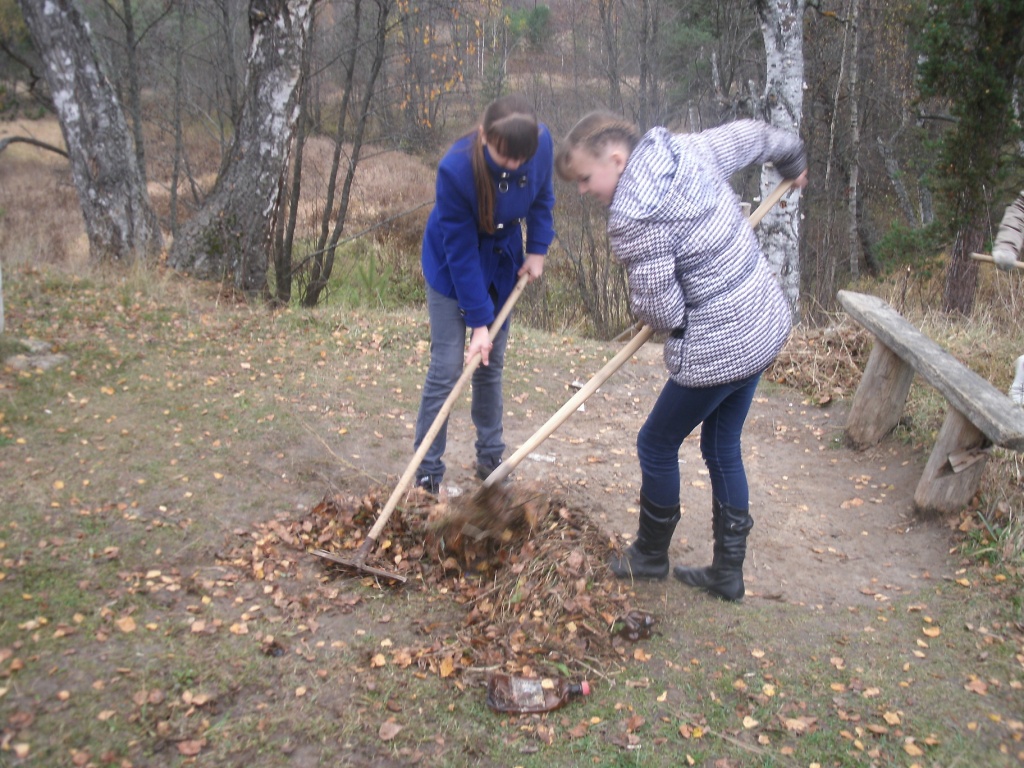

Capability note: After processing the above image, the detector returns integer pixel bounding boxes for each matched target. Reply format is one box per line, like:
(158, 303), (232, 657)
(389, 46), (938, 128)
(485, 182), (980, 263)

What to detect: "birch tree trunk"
(756, 0), (805, 320)
(167, 0), (316, 294)
(877, 127), (917, 226)
(15, 0), (162, 264)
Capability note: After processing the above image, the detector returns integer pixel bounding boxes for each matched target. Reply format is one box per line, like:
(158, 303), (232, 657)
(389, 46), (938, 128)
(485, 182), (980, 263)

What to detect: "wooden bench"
(837, 290), (1024, 515)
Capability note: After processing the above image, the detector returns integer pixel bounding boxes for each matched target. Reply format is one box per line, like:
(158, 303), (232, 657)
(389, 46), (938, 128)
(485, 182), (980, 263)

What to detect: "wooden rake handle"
(484, 325), (654, 487)
(362, 272), (531, 545)
(483, 177), (796, 487)
(970, 252), (1024, 271)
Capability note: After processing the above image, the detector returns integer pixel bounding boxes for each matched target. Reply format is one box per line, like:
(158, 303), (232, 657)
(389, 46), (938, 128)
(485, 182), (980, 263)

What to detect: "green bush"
(875, 221), (948, 280)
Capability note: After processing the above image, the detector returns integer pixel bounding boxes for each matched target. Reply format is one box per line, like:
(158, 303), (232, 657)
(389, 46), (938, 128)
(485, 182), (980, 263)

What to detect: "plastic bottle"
(485, 673), (591, 713)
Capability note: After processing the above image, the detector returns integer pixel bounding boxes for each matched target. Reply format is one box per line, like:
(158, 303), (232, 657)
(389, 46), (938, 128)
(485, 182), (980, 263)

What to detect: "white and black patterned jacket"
(607, 120), (805, 388)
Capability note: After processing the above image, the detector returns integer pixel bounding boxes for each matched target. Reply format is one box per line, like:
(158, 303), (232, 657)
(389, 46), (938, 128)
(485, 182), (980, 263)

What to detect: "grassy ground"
(1, 263), (1023, 768)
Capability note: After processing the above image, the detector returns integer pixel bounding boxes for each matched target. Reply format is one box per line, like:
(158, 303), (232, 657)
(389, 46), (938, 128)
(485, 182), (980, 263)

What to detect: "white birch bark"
(15, 0), (162, 264)
(167, 0), (316, 293)
(756, 0), (806, 320)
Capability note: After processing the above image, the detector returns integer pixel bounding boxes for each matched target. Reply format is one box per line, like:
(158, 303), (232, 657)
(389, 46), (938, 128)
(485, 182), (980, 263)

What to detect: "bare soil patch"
(370, 340), (954, 610)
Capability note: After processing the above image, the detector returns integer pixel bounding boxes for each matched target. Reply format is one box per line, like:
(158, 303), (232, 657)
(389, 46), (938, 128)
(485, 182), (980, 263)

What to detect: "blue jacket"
(422, 125), (555, 328)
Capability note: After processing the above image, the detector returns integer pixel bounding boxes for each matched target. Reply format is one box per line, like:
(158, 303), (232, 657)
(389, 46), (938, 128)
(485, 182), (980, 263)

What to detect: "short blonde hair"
(554, 111), (641, 181)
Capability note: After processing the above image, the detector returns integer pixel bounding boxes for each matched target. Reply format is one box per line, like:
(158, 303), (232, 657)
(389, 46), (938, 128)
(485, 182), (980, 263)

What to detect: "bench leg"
(913, 408), (990, 516)
(847, 340), (916, 448)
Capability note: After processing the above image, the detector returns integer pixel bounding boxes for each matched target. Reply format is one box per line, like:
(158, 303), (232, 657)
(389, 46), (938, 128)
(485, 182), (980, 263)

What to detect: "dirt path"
(418, 341), (953, 609)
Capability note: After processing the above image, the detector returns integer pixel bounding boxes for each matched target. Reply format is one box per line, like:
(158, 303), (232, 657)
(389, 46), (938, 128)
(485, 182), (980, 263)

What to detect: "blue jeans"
(413, 285), (509, 479)
(636, 372), (761, 511)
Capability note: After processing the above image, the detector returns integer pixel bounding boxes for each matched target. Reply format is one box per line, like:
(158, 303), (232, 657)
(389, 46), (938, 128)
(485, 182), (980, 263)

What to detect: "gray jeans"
(413, 284), (509, 479)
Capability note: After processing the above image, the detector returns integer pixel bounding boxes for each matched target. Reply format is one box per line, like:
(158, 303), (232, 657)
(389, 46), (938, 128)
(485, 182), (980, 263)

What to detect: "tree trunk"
(846, 0), (861, 280)
(877, 129), (917, 226)
(16, 0), (162, 264)
(167, 0), (316, 295)
(118, 0), (148, 186)
(943, 218), (982, 315)
(275, 17), (315, 308)
(301, 0), (389, 307)
(598, 0), (622, 114)
(170, 3), (186, 238)
(756, 0), (806, 321)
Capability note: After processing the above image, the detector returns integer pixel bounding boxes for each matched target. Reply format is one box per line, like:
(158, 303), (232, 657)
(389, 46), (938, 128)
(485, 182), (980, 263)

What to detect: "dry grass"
(294, 137), (435, 253)
(768, 322), (872, 402)
(0, 119), (89, 267)
(1, 117), (436, 265)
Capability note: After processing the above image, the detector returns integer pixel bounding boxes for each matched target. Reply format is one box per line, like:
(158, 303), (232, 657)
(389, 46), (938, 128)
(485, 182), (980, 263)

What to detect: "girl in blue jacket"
(555, 111), (807, 600)
(413, 95), (555, 493)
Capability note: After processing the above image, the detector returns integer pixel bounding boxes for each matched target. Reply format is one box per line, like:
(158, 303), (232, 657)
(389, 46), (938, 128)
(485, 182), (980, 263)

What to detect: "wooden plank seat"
(837, 290), (1024, 514)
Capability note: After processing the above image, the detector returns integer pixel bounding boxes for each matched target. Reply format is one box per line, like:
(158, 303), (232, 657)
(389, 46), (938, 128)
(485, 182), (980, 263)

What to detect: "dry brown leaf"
(177, 739), (204, 756)
(783, 716), (816, 734)
(903, 739), (924, 756)
(379, 720), (403, 741)
(567, 722), (589, 739)
(439, 656), (455, 678)
(964, 678), (988, 695)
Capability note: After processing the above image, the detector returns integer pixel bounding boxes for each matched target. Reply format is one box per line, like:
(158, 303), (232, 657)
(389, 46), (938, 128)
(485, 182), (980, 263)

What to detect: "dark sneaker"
(476, 459), (511, 483)
(416, 475), (441, 495)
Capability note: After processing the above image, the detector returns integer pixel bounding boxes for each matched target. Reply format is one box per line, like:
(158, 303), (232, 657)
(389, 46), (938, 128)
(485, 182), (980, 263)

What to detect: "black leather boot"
(673, 500), (752, 601)
(609, 495), (680, 580)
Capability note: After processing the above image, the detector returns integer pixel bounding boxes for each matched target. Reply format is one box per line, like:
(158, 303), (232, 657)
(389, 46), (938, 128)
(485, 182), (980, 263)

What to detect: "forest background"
(1, 0), (1021, 321)
(1, 0), (1024, 765)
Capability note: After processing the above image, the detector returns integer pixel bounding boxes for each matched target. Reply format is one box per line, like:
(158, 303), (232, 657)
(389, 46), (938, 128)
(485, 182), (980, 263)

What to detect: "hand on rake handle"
(468, 326), (493, 366)
(519, 253), (546, 282)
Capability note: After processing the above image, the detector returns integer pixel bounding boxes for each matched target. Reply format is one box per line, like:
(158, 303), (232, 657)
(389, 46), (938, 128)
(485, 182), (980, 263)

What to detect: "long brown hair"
(470, 95), (539, 234)
(554, 111), (640, 182)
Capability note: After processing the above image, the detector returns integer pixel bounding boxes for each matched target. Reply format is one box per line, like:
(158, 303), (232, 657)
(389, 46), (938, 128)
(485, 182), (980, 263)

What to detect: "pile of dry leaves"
(228, 484), (653, 681)
(768, 322), (871, 403)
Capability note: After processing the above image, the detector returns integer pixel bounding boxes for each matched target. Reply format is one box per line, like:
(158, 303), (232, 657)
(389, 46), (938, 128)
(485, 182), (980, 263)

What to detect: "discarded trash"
(485, 673), (591, 714)
(611, 610), (656, 642)
(527, 452), (557, 463)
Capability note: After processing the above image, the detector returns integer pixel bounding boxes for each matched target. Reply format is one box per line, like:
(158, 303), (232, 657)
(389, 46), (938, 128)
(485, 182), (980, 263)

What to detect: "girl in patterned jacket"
(413, 95), (555, 494)
(555, 112), (808, 600)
